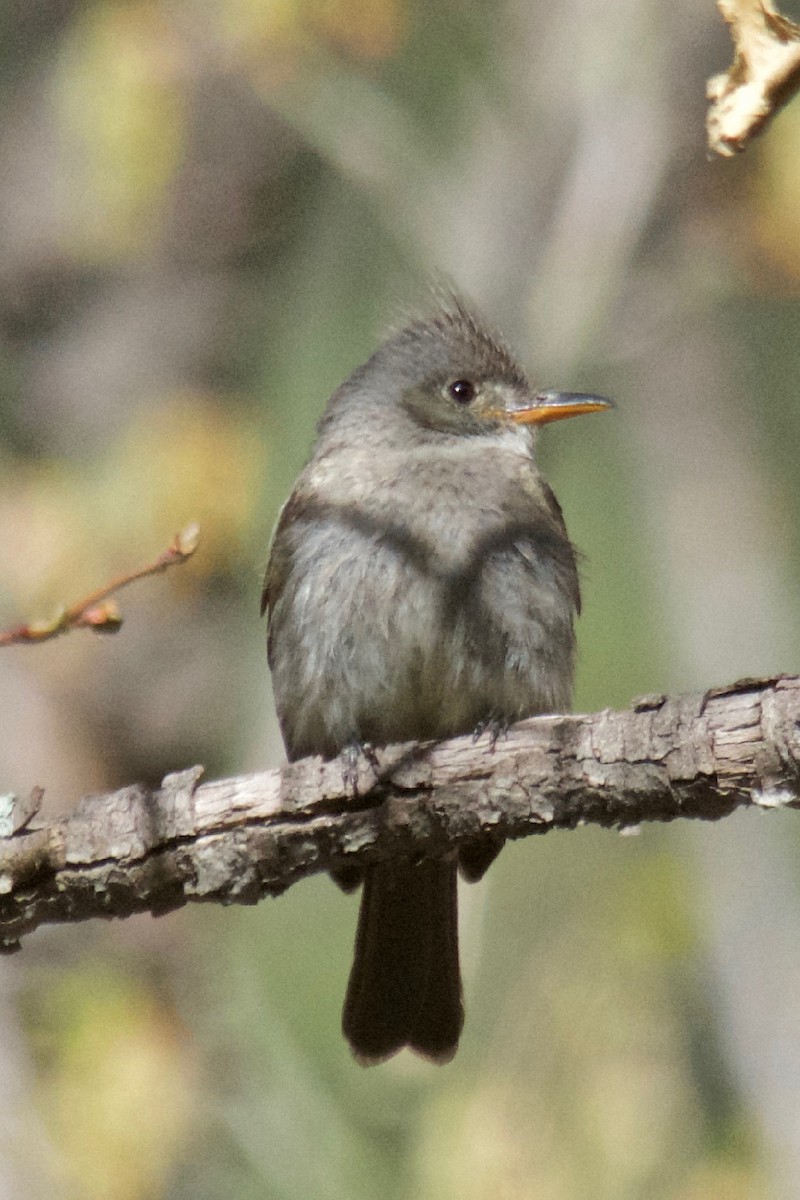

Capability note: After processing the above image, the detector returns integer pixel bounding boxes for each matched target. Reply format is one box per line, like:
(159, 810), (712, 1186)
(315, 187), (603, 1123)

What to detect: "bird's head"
(318, 295), (612, 450)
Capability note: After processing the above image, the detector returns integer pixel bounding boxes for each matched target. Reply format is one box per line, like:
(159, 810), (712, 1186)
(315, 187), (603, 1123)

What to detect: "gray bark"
(1, 673), (798, 953)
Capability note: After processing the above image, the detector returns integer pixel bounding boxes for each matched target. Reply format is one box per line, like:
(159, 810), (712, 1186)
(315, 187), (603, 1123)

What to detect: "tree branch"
(1, 673), (799, 952)
(707, 0), (800, 156)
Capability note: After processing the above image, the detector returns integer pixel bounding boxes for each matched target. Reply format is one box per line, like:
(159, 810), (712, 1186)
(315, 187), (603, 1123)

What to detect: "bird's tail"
(342, 857), (463, 1065)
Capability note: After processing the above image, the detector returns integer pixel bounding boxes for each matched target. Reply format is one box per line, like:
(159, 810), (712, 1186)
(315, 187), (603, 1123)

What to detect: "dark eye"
(448, 379), (476, 404)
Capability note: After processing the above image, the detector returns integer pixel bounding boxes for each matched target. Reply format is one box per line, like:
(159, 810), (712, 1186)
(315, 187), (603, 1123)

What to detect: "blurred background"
(1, 0), (800, 1196)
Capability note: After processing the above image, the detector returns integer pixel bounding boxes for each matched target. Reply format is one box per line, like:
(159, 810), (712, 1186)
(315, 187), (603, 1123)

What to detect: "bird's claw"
(472, 715), (509, 752)
(342, 739), (379, 796)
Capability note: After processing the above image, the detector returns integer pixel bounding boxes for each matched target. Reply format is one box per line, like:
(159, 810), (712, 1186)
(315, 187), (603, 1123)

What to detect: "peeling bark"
(708, 0), (800, 155)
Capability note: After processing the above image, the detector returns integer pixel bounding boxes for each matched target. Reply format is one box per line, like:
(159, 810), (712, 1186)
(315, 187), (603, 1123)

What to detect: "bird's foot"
(332, 740), (379, 893)
(458, 836), (505, 883)
(472, 715), (509, 752)
(330, 863), (363, 893)
(342, 739), (380, 797)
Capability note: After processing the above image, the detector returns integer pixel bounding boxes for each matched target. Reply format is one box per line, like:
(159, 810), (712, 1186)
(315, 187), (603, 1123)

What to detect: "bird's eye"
(448, 379), (476, 404)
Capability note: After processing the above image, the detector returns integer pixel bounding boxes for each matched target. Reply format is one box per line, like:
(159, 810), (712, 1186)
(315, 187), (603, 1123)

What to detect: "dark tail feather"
(342, 858), (463, 1065)
(408, 859), (463, 1062)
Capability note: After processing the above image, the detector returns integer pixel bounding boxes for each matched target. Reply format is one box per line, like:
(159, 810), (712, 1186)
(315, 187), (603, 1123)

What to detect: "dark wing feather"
(261, 491), (308, 672)
(533, 478), (581, 615)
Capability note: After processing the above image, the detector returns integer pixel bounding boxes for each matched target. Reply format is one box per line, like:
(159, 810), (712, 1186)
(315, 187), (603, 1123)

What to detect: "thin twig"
(0, 524), (200, 647)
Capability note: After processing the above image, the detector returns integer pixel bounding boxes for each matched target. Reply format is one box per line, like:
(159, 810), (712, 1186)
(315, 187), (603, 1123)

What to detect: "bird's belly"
(270, 530), (573, 760)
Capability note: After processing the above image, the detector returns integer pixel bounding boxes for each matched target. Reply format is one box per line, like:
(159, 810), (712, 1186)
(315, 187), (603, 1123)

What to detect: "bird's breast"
(269, 446), (576, 757)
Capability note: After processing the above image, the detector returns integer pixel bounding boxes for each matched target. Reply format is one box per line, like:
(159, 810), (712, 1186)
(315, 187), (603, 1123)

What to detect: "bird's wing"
(507, 476), (581, 617)
(261, 491), (306, 660)
(538, 477), (581, 615)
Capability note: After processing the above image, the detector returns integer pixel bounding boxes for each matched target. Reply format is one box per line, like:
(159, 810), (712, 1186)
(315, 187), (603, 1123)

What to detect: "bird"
(262, 295), (612, 1065)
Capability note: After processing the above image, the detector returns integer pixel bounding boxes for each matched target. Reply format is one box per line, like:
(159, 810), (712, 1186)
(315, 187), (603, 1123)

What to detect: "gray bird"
(262, 297), (611, 1065)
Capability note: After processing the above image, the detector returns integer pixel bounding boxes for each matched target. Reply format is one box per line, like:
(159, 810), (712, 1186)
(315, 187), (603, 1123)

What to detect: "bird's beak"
(504, 390), (614, 426)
